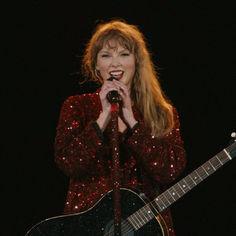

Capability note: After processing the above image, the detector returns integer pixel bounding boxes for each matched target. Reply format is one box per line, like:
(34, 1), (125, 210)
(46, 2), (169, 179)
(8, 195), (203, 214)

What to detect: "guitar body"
(26, 141), (236, 236)
(26, 188), (168, 236)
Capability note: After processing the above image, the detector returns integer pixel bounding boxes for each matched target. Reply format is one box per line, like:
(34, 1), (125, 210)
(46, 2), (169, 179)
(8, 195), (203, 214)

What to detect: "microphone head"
(106, 77), (121, 103)
(107, 91), (121, 103)
(107, 77), (118, 82)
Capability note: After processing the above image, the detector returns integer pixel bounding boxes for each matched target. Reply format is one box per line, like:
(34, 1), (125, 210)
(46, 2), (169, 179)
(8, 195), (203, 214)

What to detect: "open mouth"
(109, 71), (124, 80)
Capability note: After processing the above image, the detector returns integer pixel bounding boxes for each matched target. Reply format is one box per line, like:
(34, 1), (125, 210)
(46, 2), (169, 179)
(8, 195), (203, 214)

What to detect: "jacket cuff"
(130, 121), (139, 134)
(92, 122), (104, 143)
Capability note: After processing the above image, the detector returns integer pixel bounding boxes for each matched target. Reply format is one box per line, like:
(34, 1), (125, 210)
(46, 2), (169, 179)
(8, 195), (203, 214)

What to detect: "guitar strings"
(103, 205), (158, 236)
(103, 219), (134, 236)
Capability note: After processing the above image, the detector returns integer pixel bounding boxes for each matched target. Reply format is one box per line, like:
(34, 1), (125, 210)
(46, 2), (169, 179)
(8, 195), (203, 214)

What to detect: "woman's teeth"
(109, 71), (124, 80)
(110, 71), (123, 76)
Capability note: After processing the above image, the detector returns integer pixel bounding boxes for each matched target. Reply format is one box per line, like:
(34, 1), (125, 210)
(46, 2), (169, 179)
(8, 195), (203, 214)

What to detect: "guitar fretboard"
(126, 142), (235, 230)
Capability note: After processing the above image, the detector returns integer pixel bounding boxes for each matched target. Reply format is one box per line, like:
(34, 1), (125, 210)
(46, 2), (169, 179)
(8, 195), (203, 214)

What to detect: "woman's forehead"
(104, 39), (124, 48)
(102, 42), (126, 50)
(99, 39), (131, 52)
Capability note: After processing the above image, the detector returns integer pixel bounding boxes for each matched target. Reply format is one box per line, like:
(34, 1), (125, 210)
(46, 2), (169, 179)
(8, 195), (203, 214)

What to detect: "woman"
(54, 19), (186, 235)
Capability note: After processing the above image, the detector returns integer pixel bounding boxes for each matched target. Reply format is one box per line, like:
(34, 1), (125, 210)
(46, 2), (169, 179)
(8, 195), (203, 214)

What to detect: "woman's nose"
(110, 56), (121, 67)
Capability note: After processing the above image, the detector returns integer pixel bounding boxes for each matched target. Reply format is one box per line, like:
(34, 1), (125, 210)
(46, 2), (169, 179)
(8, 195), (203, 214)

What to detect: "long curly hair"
(82, 19), (174, 137)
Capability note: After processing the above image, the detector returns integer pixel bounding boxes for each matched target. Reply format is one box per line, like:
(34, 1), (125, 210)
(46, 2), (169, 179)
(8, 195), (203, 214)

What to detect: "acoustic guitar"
(26, 141), (236, 236)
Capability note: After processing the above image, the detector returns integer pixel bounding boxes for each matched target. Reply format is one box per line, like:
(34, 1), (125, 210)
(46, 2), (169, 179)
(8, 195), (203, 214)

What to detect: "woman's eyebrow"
(99, 50), (111, 54)
(99, 48), (129, 54)
(119, 49), (129, 53)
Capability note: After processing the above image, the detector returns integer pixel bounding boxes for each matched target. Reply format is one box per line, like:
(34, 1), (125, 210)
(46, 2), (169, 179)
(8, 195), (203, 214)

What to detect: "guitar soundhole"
(104, 219), (134, 236)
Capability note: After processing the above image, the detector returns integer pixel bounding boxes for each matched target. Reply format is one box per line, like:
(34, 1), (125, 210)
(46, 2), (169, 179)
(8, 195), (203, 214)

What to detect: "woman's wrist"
(127, 117), (138, 129)
(96, 111), (110, 132)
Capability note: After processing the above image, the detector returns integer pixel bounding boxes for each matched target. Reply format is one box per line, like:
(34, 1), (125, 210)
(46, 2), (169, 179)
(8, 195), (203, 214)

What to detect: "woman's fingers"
(114, 80), (129, 96)
(100, 79), (131, 109)
(99, 80), (121, 112)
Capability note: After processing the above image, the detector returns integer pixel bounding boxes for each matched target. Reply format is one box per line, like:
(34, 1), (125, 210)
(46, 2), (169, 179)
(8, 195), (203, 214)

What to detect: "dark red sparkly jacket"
(54, 90), (186, 235)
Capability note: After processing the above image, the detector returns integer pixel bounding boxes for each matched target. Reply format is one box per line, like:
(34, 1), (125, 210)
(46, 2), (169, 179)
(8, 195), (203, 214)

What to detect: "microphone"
(107, 77), (121, 103)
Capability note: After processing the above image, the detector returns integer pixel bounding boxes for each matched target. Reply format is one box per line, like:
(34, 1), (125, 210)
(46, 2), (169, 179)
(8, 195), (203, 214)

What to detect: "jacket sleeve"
(125, 108), (186, 185)
(54, 96), (104, 178)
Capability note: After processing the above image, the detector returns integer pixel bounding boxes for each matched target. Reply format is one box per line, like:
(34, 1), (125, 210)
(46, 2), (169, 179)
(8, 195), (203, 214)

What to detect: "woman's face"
(96, 41), (135, 88)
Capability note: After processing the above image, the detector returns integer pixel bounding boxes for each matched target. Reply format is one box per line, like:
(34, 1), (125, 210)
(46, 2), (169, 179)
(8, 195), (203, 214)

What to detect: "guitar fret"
(226, 142), (236, 156)
(211, 157), (221, 169)
(141, 212), (149, 222)
(194, 170), (203, 181)
(159, 196), (168, 208)
(223, 149), (232, 160)
(221, 155), (229, 163)
(185, 175), (195, 188)
(140, 211), (147, 225)
(216, 155), (223, 165)
(163, 191), (175, 205)
(138, 210), (147, 226)
(201, 166), (209, 176)
(209, 160), (216, 171)
(132, 214), (141, 229)
(203, 162), (214, 175)
(178, 180), (189, 192)
(121, 219), (133, 233)
(161, 192), (172, 205)
(177, 183), (185, 194)
(148, 201), (159, 216)
(139, 207), (149, 222)
(161, 191), (172, 206)
(172, 184), (183, 198)
(168, 189), (178, 201)
(218, 151), (231, 163)
(140, 207), (151, 224)
(182, 179), (190, 190)
(155, 197), (166, 211)
(127, 215), (139, 230)
(172, 186), (181, 198)
(132, 213), (142, 228)
(136, 210), (146, 226)
(166, 189), (176, 203)
(197, 166), (207, 179)
(189, 174), (197, 185)
(189, 171), (201, 185)
(143, 205), (155, 220)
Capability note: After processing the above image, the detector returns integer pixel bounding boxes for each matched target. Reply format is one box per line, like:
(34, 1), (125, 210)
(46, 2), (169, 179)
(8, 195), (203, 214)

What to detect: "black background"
(4, 1), (235, 235)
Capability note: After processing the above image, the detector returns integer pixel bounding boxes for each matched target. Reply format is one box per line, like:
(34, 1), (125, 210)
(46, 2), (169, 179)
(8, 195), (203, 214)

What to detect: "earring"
(94, 69), (99, 78)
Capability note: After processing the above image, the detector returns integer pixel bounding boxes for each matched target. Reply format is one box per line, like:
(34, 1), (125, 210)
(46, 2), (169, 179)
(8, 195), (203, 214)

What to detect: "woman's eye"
(121, 53), (130, 56)
(101, 54), (110, 58)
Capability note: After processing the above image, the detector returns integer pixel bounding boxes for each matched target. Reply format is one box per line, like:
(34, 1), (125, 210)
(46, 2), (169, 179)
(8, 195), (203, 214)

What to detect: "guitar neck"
(126, 142), (236, 230)
(153, 142), (236, 212)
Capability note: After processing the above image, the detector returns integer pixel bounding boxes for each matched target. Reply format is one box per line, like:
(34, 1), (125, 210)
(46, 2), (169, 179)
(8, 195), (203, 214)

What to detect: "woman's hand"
(96, 79), (119, 131)
(113, 80), (138, 129)
(97, 79), (138, 132)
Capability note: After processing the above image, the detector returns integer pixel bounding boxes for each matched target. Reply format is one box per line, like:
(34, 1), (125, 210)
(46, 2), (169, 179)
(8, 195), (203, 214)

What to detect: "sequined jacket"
(54, 90), (186, 235)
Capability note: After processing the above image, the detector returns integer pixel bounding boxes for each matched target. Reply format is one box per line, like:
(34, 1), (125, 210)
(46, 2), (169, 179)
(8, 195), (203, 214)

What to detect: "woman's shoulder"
(60, 89), (101, 114)
(63, 89), (100, 106)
